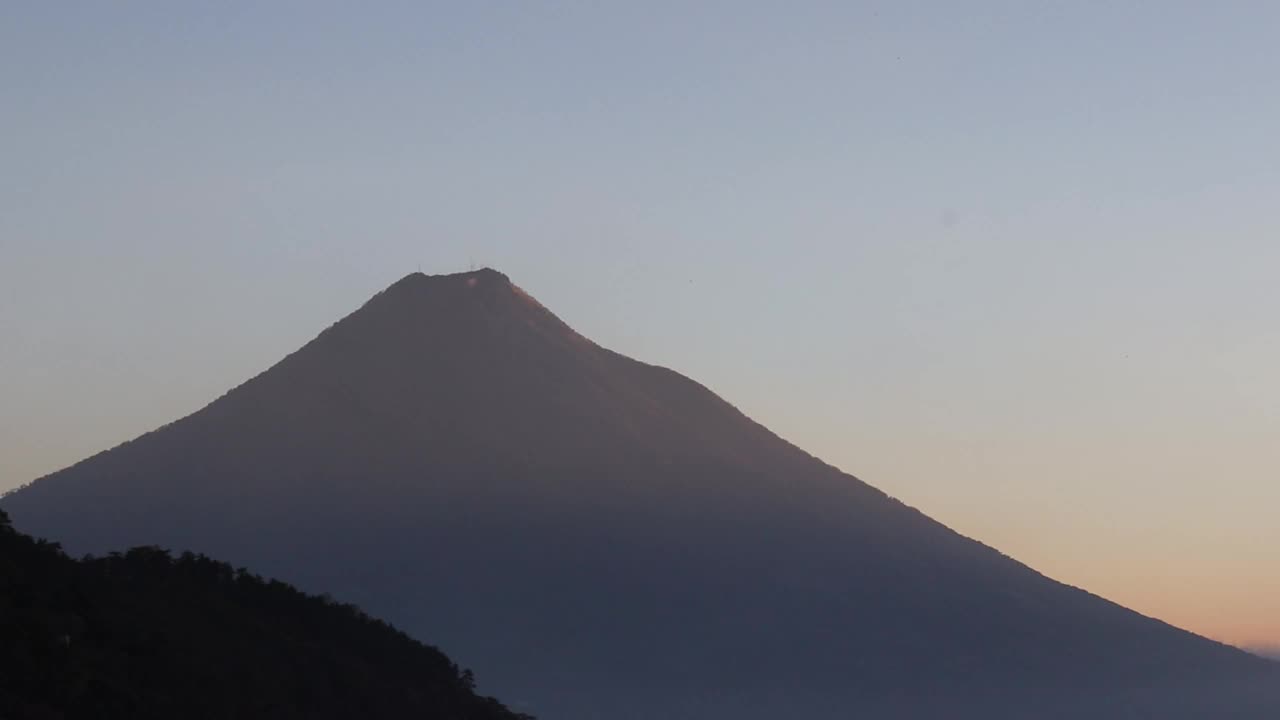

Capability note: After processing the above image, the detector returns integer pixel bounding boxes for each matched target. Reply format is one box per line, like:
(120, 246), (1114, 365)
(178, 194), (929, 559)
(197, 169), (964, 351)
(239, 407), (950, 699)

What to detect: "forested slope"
(0, 509), (529, 720)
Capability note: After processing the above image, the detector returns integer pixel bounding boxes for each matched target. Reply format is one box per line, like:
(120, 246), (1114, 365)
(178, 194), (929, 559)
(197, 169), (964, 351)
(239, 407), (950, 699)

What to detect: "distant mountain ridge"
(5, 269), (1278, 719)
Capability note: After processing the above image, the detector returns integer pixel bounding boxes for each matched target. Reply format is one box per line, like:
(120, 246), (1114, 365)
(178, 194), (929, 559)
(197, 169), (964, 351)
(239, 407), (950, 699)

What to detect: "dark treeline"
(0, 509), (530, 720)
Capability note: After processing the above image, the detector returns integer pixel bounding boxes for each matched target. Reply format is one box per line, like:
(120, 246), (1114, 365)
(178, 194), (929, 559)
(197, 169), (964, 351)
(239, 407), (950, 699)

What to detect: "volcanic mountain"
(5, 269), (1277, 719)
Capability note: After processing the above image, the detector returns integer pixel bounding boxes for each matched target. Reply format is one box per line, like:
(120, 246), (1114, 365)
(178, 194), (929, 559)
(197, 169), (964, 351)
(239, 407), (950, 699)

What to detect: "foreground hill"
(0, 509), (528, 720)
(5, 269), (1278, 718)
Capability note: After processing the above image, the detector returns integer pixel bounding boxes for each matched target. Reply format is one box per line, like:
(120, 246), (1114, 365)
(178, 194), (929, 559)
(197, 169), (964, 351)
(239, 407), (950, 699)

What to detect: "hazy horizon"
(3, 3), (1278, 651)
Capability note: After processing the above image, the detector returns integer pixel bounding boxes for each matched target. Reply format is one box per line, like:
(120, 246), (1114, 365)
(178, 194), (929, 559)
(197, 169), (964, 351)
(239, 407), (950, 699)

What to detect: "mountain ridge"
(0, 507), (530, 720)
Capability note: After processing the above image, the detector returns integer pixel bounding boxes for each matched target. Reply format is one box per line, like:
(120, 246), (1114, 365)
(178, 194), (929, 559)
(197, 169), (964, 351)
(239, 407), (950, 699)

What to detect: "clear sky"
(2, 2), (1277, 649)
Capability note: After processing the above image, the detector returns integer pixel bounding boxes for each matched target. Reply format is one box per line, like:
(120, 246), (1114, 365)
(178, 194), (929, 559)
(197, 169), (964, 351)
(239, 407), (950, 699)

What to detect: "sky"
(2, 2), (1277, 649)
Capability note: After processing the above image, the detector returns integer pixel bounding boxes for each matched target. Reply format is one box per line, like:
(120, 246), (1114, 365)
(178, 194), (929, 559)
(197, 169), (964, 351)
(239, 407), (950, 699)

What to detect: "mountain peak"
(377, 267), (514, 306)
(357, 267), (576, 349)
(395, 267), (511, 287)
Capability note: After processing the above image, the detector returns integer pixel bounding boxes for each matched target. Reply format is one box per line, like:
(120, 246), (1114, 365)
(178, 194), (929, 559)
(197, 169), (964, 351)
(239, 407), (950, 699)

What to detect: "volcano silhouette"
(5, 269), (1277, 719)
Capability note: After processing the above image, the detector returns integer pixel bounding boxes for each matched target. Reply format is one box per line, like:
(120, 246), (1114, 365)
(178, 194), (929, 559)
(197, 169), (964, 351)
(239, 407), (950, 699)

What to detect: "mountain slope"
(5, 269), (1278, 719)
(0, 509), (528, 720)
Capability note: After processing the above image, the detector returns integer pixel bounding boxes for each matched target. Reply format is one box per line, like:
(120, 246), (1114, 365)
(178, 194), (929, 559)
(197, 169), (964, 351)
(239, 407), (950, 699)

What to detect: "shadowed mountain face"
(5, 269), (1278, 719)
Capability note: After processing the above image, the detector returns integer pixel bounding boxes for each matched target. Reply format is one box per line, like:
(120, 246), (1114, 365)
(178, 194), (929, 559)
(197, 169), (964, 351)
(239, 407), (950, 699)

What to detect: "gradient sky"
(2, 2), (1278, 649)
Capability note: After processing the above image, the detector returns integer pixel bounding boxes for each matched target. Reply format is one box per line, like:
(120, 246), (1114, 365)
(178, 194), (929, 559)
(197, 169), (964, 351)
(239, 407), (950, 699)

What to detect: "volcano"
(5, 269), (1277, 719)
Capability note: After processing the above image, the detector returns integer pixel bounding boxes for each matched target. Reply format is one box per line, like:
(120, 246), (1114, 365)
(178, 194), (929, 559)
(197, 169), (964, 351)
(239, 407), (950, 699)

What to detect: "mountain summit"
(5, 270), (1277, 719)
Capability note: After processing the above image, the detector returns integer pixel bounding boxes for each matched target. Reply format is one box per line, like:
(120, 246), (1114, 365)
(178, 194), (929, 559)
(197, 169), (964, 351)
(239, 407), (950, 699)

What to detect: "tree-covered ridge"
(0, 509), (531, 720)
